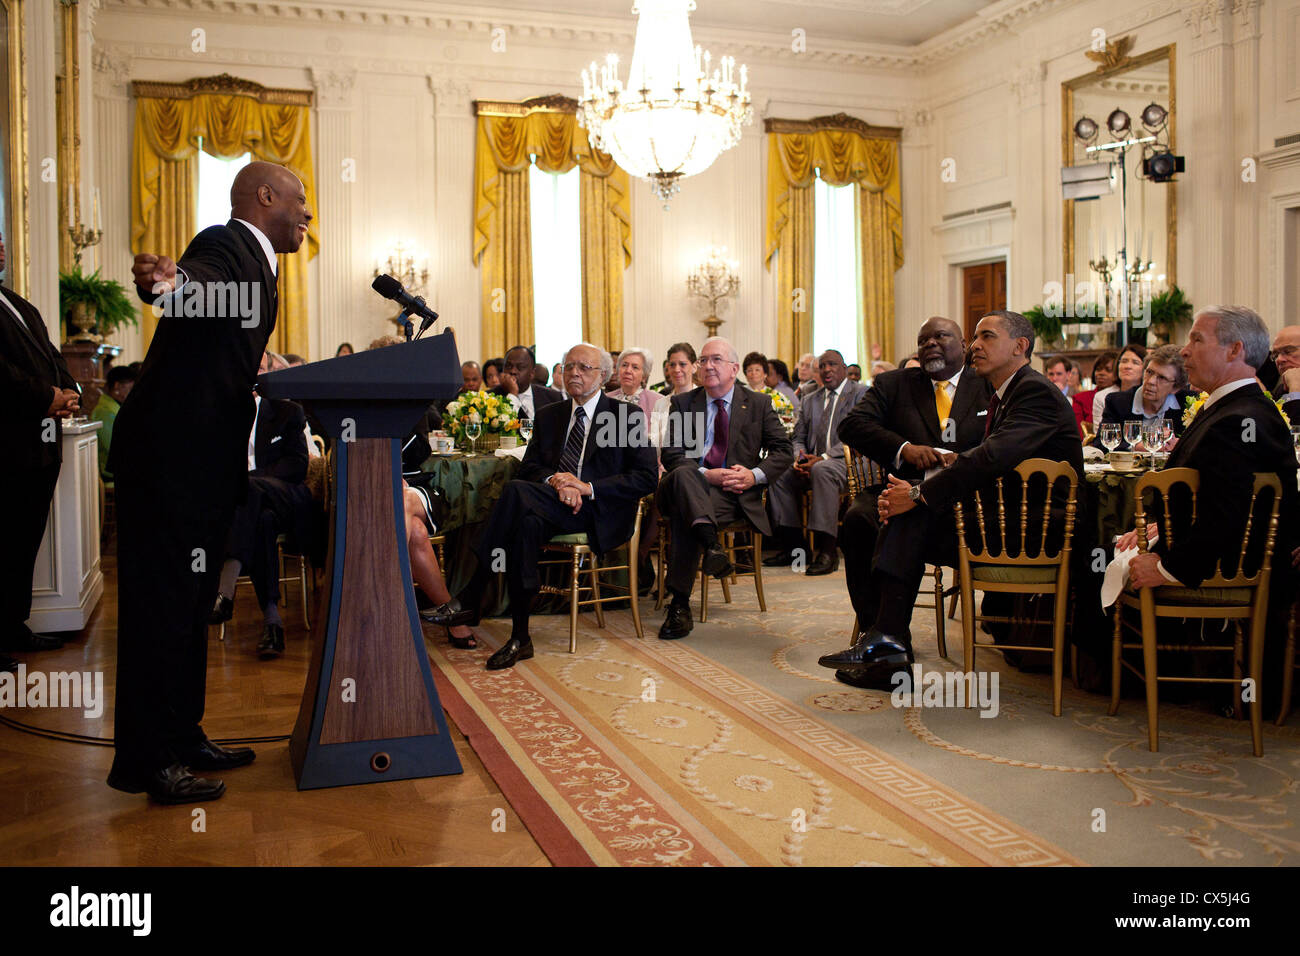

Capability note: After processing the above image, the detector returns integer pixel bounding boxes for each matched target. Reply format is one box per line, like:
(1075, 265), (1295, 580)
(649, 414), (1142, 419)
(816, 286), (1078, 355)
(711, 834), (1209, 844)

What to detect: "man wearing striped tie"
(439, 343), (659, 670)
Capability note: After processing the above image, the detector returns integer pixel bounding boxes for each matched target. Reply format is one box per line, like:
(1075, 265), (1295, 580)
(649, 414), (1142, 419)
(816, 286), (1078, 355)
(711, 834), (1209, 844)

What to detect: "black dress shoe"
(422, 599), (476, 627)
(817, 628), (913, 681)
(176, 737), (256, 771)
(208, 594), (234, 625)
(701, 545), (733, 579)
(257, 623), (285, 659)
(805, 551), (840, 576)
(0, 654), (17, 673)
(834, 668), (905, 691)
(659, 602), (693, 640)
(486, 637), (533, 670)
(762, 550), (794, 567)
(0, 625), (63, 652)
(107, 762), (226, 805)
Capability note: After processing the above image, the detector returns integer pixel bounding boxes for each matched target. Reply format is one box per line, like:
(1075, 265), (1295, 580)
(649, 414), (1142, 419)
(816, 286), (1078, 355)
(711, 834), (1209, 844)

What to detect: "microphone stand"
(399, 309), (414, 342)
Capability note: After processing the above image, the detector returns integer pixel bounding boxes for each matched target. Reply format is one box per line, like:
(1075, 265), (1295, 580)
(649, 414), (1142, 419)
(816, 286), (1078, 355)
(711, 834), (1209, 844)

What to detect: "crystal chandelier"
(579, 0), (752, 208)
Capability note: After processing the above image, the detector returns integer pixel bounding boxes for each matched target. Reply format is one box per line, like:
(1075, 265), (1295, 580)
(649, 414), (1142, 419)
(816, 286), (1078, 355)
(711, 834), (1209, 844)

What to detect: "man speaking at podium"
(108, 162), (312, 804)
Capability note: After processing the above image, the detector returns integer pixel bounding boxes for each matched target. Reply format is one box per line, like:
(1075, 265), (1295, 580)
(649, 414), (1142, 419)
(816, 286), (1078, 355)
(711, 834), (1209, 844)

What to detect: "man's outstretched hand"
(132, 254), (177, 295)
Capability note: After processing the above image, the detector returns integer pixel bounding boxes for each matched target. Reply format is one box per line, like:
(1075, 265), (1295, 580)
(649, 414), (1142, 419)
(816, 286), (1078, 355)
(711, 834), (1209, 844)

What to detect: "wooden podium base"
(290, 438), (462, 789)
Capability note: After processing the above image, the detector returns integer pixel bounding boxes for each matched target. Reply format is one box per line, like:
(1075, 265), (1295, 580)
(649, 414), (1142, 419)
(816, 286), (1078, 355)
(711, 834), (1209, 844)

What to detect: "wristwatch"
(908, 484), (921, 502)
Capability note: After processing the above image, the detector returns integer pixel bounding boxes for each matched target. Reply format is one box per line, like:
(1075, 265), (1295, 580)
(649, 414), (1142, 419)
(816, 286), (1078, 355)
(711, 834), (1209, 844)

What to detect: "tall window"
(529, 162), (582, 371)
(812, 173), (862, 367)
(196, 143), (251, 230)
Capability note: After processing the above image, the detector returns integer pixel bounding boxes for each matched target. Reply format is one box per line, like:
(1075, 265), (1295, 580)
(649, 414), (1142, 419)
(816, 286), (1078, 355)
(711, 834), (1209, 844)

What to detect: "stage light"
(1106, 109), (1131, 136)
(1142, 151), (1185, 182)
(1140, 103), (1167, 132)
(1074, 116), (1099, 143)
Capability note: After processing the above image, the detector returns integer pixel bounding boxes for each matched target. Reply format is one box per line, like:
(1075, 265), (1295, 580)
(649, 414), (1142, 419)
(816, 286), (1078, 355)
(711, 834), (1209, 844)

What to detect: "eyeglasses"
(1269, 346), (1300, 362)
(699, 355), (732, 366)
(1143, 368), (1176, 386)
(562, 362), (599, 374)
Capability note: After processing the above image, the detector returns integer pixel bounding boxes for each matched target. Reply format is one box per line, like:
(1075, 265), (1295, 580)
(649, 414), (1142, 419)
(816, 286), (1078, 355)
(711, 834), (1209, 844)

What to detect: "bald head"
(1271, 325), (1300, 374)
(230, 161), (312, 255)
(916, 315), (966, 380)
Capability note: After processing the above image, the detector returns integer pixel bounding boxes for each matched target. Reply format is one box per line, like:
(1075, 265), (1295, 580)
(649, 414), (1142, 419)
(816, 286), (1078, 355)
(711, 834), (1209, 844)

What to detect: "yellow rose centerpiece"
(442, 388), (521, 451)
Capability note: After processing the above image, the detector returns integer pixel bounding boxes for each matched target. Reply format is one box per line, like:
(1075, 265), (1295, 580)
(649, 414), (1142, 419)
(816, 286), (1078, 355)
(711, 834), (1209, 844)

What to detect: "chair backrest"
(843, 445), (885, 497)
(1133, 467), (1282, 588)
(953, 458), (1079, 566)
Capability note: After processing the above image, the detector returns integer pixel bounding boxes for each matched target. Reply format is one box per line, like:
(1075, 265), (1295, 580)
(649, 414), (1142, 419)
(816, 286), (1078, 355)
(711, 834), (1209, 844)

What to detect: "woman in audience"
(335, 342), (353, 357)
(1095, 344), (1192, 449)
(765, 358), (800, 409)
(1092, 343), (1145, 425)
(1071, 349), (1117, 434)
(742, 351), (769, 392)
(482, 358), (503, 388)
(664, 343), (699, 396)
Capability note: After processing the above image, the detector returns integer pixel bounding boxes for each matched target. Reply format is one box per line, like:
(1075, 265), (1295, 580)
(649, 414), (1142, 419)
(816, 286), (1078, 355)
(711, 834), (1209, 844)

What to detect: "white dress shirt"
(247, 394), (262, 471)
(549, 390), (602, 487)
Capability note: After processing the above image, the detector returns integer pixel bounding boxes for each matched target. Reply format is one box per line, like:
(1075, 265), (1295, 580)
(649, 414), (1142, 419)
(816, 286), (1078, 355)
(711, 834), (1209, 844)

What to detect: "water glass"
(465, 420), (481, 457)
(1123, 419), (1142, 451)
(1099, 423), (1120, 456)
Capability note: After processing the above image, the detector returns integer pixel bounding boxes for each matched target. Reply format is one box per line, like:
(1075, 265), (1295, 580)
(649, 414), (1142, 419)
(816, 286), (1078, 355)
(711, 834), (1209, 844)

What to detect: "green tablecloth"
(419, 452), (520, 605)
(1084, 468), (1146, 552)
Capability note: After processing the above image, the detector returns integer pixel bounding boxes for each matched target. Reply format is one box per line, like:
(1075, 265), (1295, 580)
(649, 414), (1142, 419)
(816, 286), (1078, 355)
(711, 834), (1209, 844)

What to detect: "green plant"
(1148, 285), (1192, 330)
(1024, 303), (1062, 345)
(59, 267), (138, 337)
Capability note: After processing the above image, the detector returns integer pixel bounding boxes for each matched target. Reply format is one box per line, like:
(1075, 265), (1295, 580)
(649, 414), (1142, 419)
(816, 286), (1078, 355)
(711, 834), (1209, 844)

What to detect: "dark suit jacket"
(1096, 385), (1195, 448)
(517, 391), (659, 554)
(110, 220), (277, 504)
(921, 364), (1084, 513)
(839, 367), (993, 482)
(492, 382), (563, 419)
(251, 397), (308, 484)
(793, 378), (867, 457)
(0, 287), (80, 469)
(1156, 382), (1298, 588)
(660, 383), (795, 534)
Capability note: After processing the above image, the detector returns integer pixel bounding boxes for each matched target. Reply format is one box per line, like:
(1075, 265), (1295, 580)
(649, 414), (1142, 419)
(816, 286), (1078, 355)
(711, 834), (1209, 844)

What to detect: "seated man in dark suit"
(0, 230), (81, 672)
(821, 310), (1084, 686)
(656, 336), (795, 640)
(820, 316), (992, 682)
(209, 352), (313, 659)
(1123, 307), (1298, 680)
(765, 349), (868, 575)
(434, 343), (659, 670)
(1095, 344), (1195, 449)
(494, 344), (563, 421)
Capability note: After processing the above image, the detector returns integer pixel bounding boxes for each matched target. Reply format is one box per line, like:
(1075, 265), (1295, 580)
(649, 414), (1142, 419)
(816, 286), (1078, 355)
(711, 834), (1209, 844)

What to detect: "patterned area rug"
(430, 565), (1300, 866)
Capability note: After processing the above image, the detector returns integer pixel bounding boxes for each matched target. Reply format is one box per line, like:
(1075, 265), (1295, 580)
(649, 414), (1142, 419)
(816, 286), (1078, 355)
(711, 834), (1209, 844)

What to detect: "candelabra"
(68, 189), (102, 268)
(686, 247), (740, 337)
(373, 241), (429, 327)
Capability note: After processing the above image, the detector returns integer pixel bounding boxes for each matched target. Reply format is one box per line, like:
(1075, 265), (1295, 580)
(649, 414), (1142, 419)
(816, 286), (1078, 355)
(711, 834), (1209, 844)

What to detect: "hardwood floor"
(0, 558), (549, 866)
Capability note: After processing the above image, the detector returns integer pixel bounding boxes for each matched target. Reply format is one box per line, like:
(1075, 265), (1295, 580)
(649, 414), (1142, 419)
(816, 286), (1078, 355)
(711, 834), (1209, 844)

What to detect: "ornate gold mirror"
(1062, 42), (1175, 323)
(0, 0), (27, 295)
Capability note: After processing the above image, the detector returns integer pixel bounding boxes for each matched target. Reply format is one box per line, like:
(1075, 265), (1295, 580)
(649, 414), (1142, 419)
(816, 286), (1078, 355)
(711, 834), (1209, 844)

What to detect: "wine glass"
(1123, 419), (1142, 452)
(464, 419), (481, 457)
(1099, 423), (1120, 458)
(1141, 419), (1163, 466)
(519, 418), (534, 444)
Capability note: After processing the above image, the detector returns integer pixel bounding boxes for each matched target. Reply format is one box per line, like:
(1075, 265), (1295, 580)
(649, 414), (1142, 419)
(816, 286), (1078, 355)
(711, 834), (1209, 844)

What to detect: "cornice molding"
(131, 73), (313, 105)
(474, 94), (578, 117)
(1259, 142), (1300, 171)
(310, 65), (356, 109)
(763, 113), (902, 140)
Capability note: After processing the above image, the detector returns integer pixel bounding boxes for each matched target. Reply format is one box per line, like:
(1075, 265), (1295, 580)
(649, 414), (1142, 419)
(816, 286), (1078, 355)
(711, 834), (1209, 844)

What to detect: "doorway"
(962, 261), (1007, 340)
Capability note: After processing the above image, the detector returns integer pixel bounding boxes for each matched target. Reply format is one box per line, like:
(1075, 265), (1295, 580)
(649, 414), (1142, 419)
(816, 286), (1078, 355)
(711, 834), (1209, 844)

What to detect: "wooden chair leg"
(1051, 590), (1066, 718)
(699, 567), (709, 623)
(959, 575), (975, 709)
(629, 547), (644, 640)
(569, 549), (582, 654)
(1139, 590), (1160, 752)
(590, 552), (605, 629)
(751, 530), (766, 612)
(1108, 605), (1122, 716)
(719, 531), (733, 604)
(948, 590), (959, 620)
(655, 527), (667, 611)
(1277, 607), (1296, 727)
(1249, 608), (1266, 757)
(932, 567), (947, 660)
(300, 556), (311, 630)
(1232, 621), (1244, 721)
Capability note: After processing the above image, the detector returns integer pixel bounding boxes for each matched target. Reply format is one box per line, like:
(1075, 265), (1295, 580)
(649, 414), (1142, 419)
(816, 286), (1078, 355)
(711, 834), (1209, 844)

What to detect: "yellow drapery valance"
(473, 98), (631, 360)
(765, 117), (903, 365)
(131, 77), (320, 357)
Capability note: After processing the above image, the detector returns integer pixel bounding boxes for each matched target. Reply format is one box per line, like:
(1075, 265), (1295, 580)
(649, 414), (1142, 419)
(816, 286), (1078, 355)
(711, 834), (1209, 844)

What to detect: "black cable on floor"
(0, 714), (288, 747)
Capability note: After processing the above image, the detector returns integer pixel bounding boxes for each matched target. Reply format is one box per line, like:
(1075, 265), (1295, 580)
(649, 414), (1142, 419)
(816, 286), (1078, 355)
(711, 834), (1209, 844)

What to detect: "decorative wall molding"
(1183, 0), (1231, 41)
(131, 73), (314, 105)
(1012, 61), (1047, 107)
(1259, 142), (1300, 171)
(474, 93), (578, 117)
(310, 65), (356, 110)
(1085, 35), (1136, 73)
(763, 113), (902, 140)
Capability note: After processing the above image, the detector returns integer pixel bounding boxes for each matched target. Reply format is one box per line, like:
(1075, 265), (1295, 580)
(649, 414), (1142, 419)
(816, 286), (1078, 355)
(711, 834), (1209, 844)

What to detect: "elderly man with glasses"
(431, 343), (659, 670)
(1269, 326), (1300, 419)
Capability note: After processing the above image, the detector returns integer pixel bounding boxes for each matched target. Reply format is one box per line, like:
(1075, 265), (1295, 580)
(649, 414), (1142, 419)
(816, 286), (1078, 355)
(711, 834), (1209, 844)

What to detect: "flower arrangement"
(442, 388), (521, 443)
(1182, 390), (1290, 429)
(761, 385), (794, 417)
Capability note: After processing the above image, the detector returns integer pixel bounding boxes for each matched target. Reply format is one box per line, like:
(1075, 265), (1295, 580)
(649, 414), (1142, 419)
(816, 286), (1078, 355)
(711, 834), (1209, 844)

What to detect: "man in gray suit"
(765, 349), (866, 575)
(656, 336), (794, 639)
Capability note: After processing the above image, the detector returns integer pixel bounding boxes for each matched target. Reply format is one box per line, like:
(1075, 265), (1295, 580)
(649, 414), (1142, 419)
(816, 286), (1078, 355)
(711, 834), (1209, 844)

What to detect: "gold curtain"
(474, 101), (631, 358)
(765, 121), (903, 364)
(131, 85), (319, 356)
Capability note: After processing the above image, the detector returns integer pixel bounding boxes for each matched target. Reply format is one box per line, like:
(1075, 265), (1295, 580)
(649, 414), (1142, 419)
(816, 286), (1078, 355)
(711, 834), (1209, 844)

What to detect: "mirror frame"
(2, 0), (27, 296)
(1062, 42), (1176, 298)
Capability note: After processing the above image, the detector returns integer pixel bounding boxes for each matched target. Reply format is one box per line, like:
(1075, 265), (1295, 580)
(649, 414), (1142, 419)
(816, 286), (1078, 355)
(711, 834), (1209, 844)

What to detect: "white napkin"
(494, 445), (527, 461)
(1100, 546), (1138, 608)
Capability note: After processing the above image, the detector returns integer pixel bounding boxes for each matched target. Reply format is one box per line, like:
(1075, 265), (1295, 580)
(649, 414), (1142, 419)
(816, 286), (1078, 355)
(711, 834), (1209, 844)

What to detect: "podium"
(257, 332), (464, 789)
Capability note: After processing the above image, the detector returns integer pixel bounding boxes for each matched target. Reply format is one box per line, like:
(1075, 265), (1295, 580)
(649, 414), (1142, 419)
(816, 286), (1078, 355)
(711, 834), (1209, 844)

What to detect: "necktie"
(984, 393), (1000, 437)
(935, 380), (952, 424)
(558, 406), (587, 476)
(703, 398), (729, 468)
(819, 388), (839, 455)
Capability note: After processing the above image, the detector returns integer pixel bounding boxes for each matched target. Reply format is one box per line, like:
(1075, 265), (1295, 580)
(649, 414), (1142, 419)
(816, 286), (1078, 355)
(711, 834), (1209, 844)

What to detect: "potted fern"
(1024, 303), (1063, 350)
(59, 267), (138, 342)
(1147, 285), (1192, 346)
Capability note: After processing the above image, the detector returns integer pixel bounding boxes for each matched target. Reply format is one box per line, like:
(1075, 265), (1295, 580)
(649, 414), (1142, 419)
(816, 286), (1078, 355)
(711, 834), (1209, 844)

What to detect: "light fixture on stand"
(578, 0), (753, 208)
(372, 240), (429, 328)
(686, 246), (740, 337)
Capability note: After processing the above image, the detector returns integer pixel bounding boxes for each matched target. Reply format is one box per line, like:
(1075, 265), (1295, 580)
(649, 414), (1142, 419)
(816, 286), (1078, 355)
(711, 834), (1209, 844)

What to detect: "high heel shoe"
(446, 627), (478, 650)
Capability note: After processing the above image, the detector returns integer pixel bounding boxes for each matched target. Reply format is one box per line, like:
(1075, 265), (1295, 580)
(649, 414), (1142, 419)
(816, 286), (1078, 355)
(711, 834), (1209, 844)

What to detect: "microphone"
(371, 274), (439, 336)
